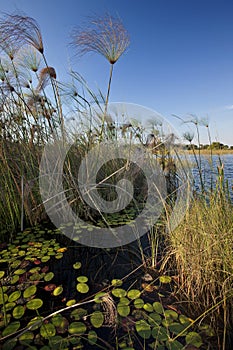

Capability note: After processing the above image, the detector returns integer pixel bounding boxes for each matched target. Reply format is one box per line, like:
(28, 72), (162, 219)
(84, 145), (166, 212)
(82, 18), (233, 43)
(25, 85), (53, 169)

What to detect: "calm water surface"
(187, 153), (233, 199)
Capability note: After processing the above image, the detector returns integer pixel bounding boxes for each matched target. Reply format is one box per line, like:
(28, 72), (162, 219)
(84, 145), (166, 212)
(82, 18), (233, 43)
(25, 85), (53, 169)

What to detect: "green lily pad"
(0, 292), (8, 304)
(53, 286), (63, 296)
(164, 309), (178, 321)
(66, 299), (76, 306)
(117, 302), (130, 317)
(26, 298), (43, 310)
(13, 305), (25, 319)
(111, 279), (123, 287)
(159, 275), (172, 284)
(41, 256), (50, 263)
(90, 311), (104, 328)
(152, 325), (169, 341)
(70, 308), (87, 321)
(185, 331), (203, 348)
(23, 285), (37, 299)
(134, 298), (144, 308)
(143, 303), (154, 312)
(14, 269), (26, 275)
(19, 331), (34, 344)
(73, 262), (82, 269)
(0, 271), (5, 279)
(5, 302), (16, 311)
(8, 290), (21, 303)
(88, 330), (97, 345)
(68, 321), (87, 335)
(27, 316), (43, 330)
(135, 319), (151, 339)
(76, 283), (89, 293)
(40, 322), (56, 338)
(168, 322), (188, 335)
(112, 288), (127, 298)
(127, 289), (141, 300)
(10, 275), (19, 285)
(44, 272), (54, 281)
(166, 339), (184, 350)
(153, 301), (164, 314)
(148, 312), (162, 325)
(119, 297), (130, 305)
(2, 321), (21, 336)
(77, 276), (88, 283)
(94, 292), (107, 303)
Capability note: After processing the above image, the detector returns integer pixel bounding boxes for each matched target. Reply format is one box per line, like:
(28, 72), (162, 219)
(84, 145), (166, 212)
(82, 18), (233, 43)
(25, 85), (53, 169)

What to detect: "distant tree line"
(185, 142), (233, 150)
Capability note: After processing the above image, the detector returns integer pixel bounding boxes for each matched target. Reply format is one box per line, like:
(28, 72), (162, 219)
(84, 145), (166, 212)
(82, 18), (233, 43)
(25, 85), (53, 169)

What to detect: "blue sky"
(1, 0), (233, 145)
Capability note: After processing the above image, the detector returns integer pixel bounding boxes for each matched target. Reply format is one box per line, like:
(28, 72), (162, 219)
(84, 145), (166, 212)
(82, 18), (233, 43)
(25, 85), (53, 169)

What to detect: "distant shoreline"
(184, 149), (233, 155)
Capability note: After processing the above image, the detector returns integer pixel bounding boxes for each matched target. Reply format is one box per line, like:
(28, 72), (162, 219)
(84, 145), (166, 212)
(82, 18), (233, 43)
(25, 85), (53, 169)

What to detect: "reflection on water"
(187, 154), (233, 199)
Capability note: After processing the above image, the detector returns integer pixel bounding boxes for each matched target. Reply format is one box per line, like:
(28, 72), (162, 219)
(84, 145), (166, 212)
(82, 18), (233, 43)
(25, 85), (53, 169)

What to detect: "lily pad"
(135, 319), (151, 339)
(2, 321), (21, 336)
(185, 331), (203, 348)
(73, 262), (82, 269)
(40, 322), (56, 338)
(117, 302), (130, 317)
(53, 286), (63, 296)
(23, 285), (37, 298)
(153, 301), (164, 314)
(90, 311), (104, 328)
(77, 276), (88, 283)
(88, 330), (97, 345)
(127, 289), (141, 300)
(13, 305), (25, 319)
(44, 272), (54, 281)
(68, 321), (87, 335)
(26, 298), (43, 310)
(76, 283), (89, 293)
(112, 288), (127, 298)
(8, 290), (21, 303)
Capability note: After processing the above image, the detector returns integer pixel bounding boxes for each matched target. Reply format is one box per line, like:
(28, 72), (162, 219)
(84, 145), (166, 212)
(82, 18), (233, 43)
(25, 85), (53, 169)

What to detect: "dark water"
(188, 153), (233, 199)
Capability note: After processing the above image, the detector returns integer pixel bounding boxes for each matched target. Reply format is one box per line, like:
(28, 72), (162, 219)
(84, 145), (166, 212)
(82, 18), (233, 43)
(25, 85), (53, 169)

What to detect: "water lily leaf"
(153, 301), (164, 314)
(148, 312), (162, 325)
(166, 339), (184, 350)
(77, 276), (88, 283)
(10, 275), (19, 285)
(55, 317), (69, 334)
(13, 305), (25, 319)
(40, 322), (56, 338)
(117, 302), (130, 317)
(90, 311), (104, 328)
(0, 292), (8, 304)
(143, 303), (154, 313)
(76, 283), (89, 293)
(111, 279), (123, 287)
(8, 290), (21, 303)
(119, 297), (130, 305)
(134, 298), (144, 309)
(185, 331), (203, 348)
(159, 275), (172, 284)
(94, 292), (107, 303)
(2, 321), (21, 336)
(5, 302), (16, 311)
(152, 325), (169, 341)
(53, 286), (63, 296)
(0, 271), (5, 279)
(168, 322), (188, 335)
(26, 298), (43, 310)
(70, 308), (87, 321)
(27, 316), (43, 330)
(68, 321), (87, 335)
(44, 283), (56, 292)
(66, 299), (76, 306)
(112, 288), (127, 298)
(164, 309), (178, 321)
(29, 267), (41, 274)
(127, 289), (141, 300)
(41, 256), (50, 263)
(14, 269), (26, 275)
(135, 319), (151, 339)
(44, 272), (54, 281)
(88, 330), (97, 345)
(55, 253), (63, 259)
(73, 262), (82, 269)
(179, 314), (192, 326)
(19, 331), (34, 344)
(23, 285), (37, 298)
